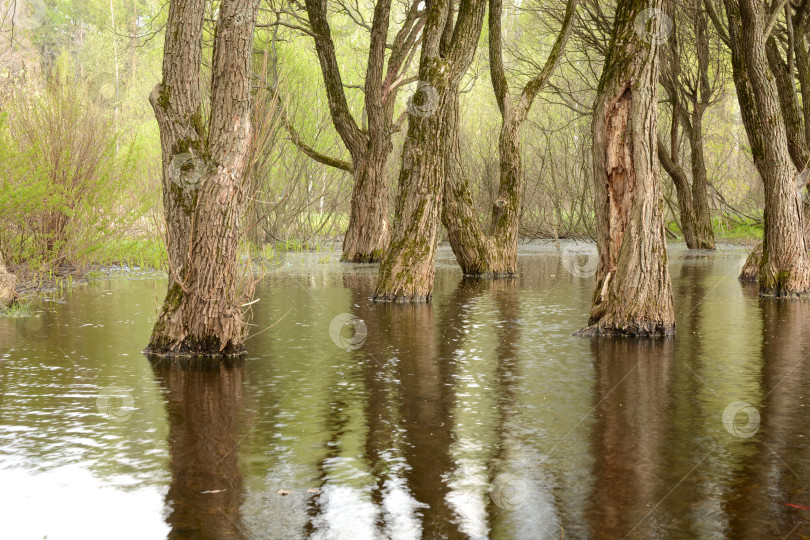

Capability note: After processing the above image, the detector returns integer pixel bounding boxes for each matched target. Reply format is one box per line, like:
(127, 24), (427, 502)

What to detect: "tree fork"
(145, 0), (261, 357)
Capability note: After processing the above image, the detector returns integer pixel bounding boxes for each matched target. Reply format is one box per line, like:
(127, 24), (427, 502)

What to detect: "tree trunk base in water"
(574, 321), (675, 337)
(0, 268), (17, 308)
(144, 338), (246, 359)
(739, 243), (763, 282)
(341, 250), (385, 264)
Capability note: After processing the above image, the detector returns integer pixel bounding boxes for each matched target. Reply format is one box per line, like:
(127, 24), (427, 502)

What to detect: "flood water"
(1, 243), (809, 539)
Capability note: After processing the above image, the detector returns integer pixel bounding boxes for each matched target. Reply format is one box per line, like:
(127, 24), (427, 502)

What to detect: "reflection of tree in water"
(151, 358), (247, 540)
(727, 300), (810, 537)
(328, 274), (484, 538)
(586, 338), (674, 539)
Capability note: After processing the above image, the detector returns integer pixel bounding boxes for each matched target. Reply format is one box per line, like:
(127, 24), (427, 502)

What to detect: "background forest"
(0, 0), (761, 276)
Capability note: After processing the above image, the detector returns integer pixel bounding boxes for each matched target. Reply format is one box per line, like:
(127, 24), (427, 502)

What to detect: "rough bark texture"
(373, 0), (487, 301)
(728, 0), (810, 296)
(301, 0), (424, 263)
(145, 0), (260, 357)
(0, 252), (16, 307)
(739, 10), (810, 282)
(577, 0), (675, 337)
(440, 0), (576, 276)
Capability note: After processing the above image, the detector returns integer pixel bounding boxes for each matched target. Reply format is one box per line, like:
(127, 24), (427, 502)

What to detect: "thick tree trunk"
(374, 0), (487, 301)
(145, 0), (260, 357)
(577, 0), (675, 336)
(302, 0), (424, 263)
(733, 0), (810, 296)
(374, 81), (456, 301)
(341, 131), (391, 263)
(0, 253), (16, 307)
(441, 95), (508, 276)
(688, 113), (716, 249)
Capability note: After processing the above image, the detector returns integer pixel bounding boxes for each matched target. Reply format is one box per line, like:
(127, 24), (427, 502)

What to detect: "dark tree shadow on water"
(150, 358), (247, 540)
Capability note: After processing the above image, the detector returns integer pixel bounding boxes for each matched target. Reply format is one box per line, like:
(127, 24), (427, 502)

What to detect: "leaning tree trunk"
(374, 0), (487, 301)
(577, 0), (675, 336)
(0, 252), (16, 307)
(441, 93), (507, 276)
(735, 0), (810, 296)
(658, 135), (700, 248)
(145, 0), (260, 357)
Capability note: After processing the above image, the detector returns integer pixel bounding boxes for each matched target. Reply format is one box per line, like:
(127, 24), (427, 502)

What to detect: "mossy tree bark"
(0, 252), (16, 307)
(578, 0), (675, 336)
(373, 0), (487, 301)
(145, 0), (261, 357)
(441, 0), (577, 276)
(723, 0), (810, 296)
(298, 0), (424, 263)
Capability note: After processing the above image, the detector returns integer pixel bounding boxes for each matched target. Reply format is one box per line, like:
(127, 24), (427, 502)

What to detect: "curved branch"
(516, 0), (579, 121)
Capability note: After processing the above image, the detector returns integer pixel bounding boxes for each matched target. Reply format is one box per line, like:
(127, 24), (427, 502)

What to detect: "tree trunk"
(145, 0), (260, 357)
(577, 0), (675, 336)
(374, 0), (487, 301)
(0, 252), (16, 307)
(731, 0), (810, 296)
(688, 112), (716, 249)
(301, 0), (424, 263)
(341, 144), (390, 263)
(440, 0), (576, 276)
(658, 134), (699, 248)
(441, 94), (507, 275)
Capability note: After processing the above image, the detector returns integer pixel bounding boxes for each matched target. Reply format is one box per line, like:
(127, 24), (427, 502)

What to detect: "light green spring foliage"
(0, 0), (764, 267)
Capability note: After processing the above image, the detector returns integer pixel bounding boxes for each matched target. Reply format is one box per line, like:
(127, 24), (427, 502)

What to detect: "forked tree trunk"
(0, 253), (16, 307)
(577, 0), (675, 336)
(659, 0), (714, 250)
(374, 0), (487, 301)
(145, 0), (260, 357)
(301, 0), (424, 263)
(441, 0), (576, 276)
(733, 0), (810, 296)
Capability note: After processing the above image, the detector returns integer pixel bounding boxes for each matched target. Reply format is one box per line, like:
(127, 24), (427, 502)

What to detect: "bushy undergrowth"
(0, 76), (157, 271)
